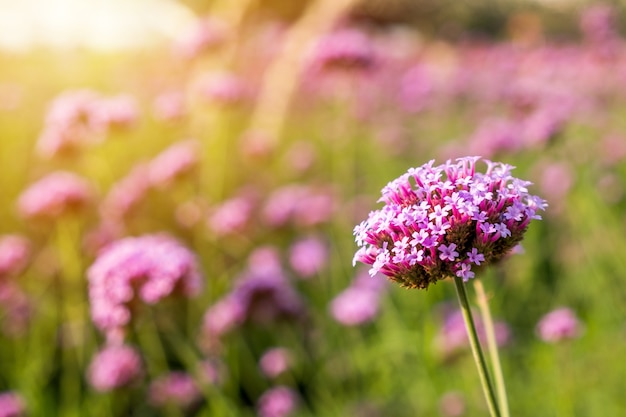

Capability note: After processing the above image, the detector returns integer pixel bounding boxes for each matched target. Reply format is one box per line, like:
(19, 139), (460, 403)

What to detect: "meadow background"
(1, 0), (626, 416)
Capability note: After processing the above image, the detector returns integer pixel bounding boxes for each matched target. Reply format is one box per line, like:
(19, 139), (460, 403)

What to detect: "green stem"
(452, 276), (501, 417)
(473, 279), (510, 417)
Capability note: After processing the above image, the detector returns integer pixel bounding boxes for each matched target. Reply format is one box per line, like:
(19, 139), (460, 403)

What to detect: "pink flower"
(195, 72), (247, 106)
(257, 386), (298, 417)
(17, 171), (93, 219)
(434, 307), (511, 359)
(148, 139), (201, 187)
(262, 185), (335, 228)
(330, 285), (380, 326)
(309, 28), (376, 72)
(87, 344), (143, 392)
(0, 391), (25, 417)
(259, 347), (292, 378)
(0, 235), (31, 279)
(353, 157), (546, 289)
(149, 371), (201, 409)
(536, 307), (582, 343)
(288, 236), (328, 278)
(174, 17), (229, 59)
(97, 94), (138, 129)
(153, 91), (186, 122)
(87, 234), (203, 335)
(101, 163), (150, 220)
(207, 195), (254, 236)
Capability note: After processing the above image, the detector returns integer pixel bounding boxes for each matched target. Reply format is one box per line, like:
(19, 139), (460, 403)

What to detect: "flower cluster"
(87, 234), (203, 335)
(353, 157), (546, 289)
(87, 344), (143, 392)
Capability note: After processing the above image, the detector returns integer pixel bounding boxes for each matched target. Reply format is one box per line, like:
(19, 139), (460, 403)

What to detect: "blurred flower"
(257, 386), (299, 417)
(174, 17), (229, 59)
(259, 347), (292, 379)
(330, 285), (380, 326)
(0, 235), (31, 279)
(87, 344), (143, 392)
(201, 296), (245, 341)
(439, 391), (466, 417)
(262, 185), (335, 228)
(580, 4), (618, 43)
(0, 391), (25, 417)
(468, 118), (523, 158)
(353, 157), (546, 289)
(536, 307), (582, 343)
(284, 141), (316, 173)
(17, 171), (93, 219)
(0, 282), (31, 337)
(36, 90), (137, 158)
(538, 162), (573, 204)
(148, 139), (200, 187)
(288, 236), (328, 278)
(98, 94), (139, 129)
(195, 72), (247, 106)
(87, 234), (203, 335)
(153, 90), (186, 122)
(398, 63), (434, 113)
(434, 307), (510, 360)
(101, 163), (150, 220)
(149, 371), (201, 410)
(309, 28), (377, 73)
(207, 194), (255, 237)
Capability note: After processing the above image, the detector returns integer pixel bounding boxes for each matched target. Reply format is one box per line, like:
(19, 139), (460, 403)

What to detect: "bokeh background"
(1, 0), (626, 416)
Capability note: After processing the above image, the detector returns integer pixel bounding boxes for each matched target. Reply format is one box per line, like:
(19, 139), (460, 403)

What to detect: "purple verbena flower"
(259, 347), (292, 379)
(87, 344), (143, 392)
(288, 236), (329, 278)
(0, 391), (25, 417)
(0, 235), (31, 279)
(353, 157), (546, 289)
(257, 386), (299, 417)
(149, 371), (201, 410)
(87, 234), (203, 336)
(536, 307), (582, 343)
(17, 171), (93, 219)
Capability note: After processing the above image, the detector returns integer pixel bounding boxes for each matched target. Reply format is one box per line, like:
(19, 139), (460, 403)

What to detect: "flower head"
(87, 234), (203, 335)
(536, 307), (582, 343)
(0, 391), (25, 417)
(149, 371), (201, 410)
(0, 235), (31, 279)
(257, 386), (299, 417)
(353, 157), (546, 289)
(17, 171), (93, 219)
(87, 344), (143, 392)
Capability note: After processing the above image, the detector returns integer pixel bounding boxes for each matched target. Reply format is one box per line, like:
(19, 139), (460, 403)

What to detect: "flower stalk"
(453, 276), (501, 417)
(474, 278), (510, 417)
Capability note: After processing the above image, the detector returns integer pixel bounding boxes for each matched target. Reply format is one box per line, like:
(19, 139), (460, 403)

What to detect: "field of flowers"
(1, 2), (626, 416)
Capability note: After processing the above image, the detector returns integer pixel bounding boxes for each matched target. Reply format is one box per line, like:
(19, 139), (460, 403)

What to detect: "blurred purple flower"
(148, 139), (201, 188)
(309, 28), (377, 72)
(17, 171), (93, 219)
(330, 285), (380, 326)
(153, 90), (186, 122)
(288, 236), (328, 278)
(398, 63), (434, 113)
(536, 307), (582, 343)
(207, 195), (255, 236)
(353, 157), (546, 289)
(257, 386), (299, 417)
(101, 163), (150, 220)
(259, 347), (292, 379)
(0, 235), (31, 279)
(0, 282), (31, 337)
(87, 344), (143, 392)
(174, 17), (229, 59)
(97, 94), (138, 129)
(439, 391), (466, 417)
(195, 72), (247, 106)
(149, 371), (201, 410)
(87, 234), (203, 335)
(0, 391), (25, 417)
(434, 307), (511, 359)
(262, 185), (335, 228)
